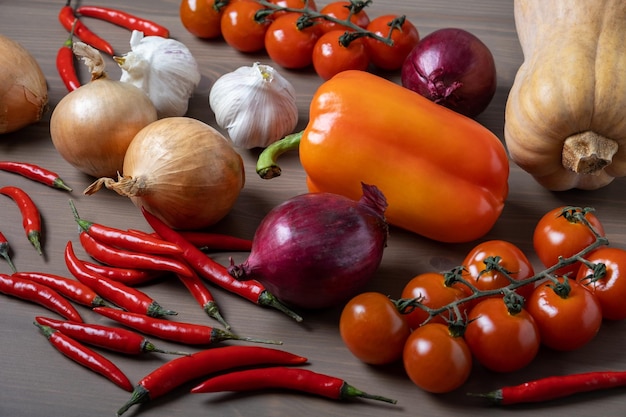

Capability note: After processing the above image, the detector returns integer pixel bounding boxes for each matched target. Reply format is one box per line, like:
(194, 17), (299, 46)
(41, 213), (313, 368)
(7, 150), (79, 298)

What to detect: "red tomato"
(461, 240), (535, 300)
(264, 13), (320, 69)
(533, 206), (605, 277)
(312, 30), (369, 80)
(400, 271), (470, 329)
(221, 0), (271, 52)
(464, 297), (540, 373)
(526, 277), (602, 351)
(403, 323), (472, 393)
(180, 0), (225, 39)
(339, 292), (411, 365)
(577, 247), (626, 320)
(317, 1), (370, 34)
(364, 14), (420, 70)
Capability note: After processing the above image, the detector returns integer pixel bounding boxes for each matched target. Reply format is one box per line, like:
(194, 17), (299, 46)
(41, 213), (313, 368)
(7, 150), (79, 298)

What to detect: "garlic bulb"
(116, 30), (201, 118)
(209, 62), (298, 149)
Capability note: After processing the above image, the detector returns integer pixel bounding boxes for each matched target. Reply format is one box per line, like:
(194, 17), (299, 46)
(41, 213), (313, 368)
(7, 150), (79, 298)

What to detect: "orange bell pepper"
(257, 70), (509, 243)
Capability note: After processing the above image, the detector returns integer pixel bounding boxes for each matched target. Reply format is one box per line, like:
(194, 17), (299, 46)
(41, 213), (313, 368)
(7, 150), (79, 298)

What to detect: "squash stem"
(256, 131), (303, 179)
(562, 131), (618, 175)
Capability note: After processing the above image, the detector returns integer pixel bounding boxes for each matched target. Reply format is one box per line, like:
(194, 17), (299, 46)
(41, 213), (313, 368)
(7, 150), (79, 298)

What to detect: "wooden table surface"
(2, 1), (626, 416)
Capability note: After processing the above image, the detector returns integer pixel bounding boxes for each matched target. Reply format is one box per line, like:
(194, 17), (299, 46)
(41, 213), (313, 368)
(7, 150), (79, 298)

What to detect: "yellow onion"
(50, 42), (157, 178)
(0, 34), (48, 134)
(84, 117), (245, 230)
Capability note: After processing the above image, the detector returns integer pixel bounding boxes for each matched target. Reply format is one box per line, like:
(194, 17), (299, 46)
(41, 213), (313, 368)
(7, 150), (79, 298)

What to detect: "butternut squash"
(504, 0), (626, 190)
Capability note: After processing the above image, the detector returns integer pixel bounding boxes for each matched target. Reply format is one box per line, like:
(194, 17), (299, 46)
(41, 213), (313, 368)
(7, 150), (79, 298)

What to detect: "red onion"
(401, 28), (497, 118)
(229, 183), (388, 310)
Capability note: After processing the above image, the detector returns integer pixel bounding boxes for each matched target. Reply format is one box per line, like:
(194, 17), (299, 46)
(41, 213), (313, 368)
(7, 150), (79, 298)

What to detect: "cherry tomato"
(312, 30), (369, 80)
(403, 323), (472, 393)
(339, 292), (411, 365)
(265, 13), (320, 69)
(317, 1), (370, 34)
(526, 277), (602, 351)
(577, 247), (626, 320)
(461, 240), (535, 301)
(533, 206), (605, 277)
(364, 14), (420, 70)
(221, 0), (271, 52)
(464, 297), (540, 373)
(400, 271), (470, 329)
(180, 0), (226, 39)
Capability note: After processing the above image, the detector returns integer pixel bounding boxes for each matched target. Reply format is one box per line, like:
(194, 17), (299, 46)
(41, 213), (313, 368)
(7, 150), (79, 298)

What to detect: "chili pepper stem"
(340, 382), (398, 404)
(466, 390), (501, 402)
(213, 328), (283, 345)
(256, 131), (303, 179)
(140, 340), (189, 356)
(257, 290), (303, 322)
(204, 300), (231, 329)
(69, 199), (92, 232)
(53, 177), (73, 192)
(0, 243), (17, 273)
(117, 385), (149, 416)
(28, 231), (43, 256)
(146, 301), (178, 318)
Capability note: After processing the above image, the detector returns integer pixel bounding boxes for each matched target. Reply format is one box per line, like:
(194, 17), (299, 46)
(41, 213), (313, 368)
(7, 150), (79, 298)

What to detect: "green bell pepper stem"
(256, 131), (303, 179)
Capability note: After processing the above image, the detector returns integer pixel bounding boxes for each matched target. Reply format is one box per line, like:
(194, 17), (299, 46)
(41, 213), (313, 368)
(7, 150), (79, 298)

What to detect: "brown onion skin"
(0, 35), (48, 134)
(50, 78), (157, 178)
(229, 183), (388, 310)
(120, 117), (245, 230)
(401, 28), (497, 118)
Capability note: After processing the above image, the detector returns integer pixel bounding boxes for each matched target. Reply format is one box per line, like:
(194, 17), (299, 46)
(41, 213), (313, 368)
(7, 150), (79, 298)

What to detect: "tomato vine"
(400, 207), (609, 323)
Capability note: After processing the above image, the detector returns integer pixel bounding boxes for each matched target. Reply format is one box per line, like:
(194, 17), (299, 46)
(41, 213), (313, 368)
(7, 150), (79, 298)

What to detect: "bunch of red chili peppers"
(56, 1), (170, 92)
(0, 164), (398, 413)
(0, 161), (74, 270)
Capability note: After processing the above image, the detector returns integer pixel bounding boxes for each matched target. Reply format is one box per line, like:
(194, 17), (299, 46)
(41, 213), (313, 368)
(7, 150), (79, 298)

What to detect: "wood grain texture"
(1, 1), (625, 416)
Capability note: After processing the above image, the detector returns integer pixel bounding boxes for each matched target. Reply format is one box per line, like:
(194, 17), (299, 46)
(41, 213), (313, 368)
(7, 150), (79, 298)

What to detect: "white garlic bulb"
(116, 30), (201, 118)
(209, 62), (298, 149)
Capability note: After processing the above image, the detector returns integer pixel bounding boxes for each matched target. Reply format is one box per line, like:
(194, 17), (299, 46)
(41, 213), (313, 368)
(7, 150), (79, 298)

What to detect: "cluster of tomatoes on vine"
(339, 206), (626, 394)
(179, 0), (420, 79)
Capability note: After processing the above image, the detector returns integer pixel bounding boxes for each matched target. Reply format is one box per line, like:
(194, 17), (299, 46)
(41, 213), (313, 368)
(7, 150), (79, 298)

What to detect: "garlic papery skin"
(209, 62), (298, 149)
(116, 30), (201, 118)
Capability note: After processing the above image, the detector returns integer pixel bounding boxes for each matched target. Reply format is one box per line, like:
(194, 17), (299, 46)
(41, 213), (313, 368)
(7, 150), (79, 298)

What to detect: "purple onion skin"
(401, 27), (497, 118)
(229, 183), (388, 310)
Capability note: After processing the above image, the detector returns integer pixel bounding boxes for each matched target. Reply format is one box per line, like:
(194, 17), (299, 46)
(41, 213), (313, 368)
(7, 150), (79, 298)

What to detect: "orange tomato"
(180, 0), (225, 39)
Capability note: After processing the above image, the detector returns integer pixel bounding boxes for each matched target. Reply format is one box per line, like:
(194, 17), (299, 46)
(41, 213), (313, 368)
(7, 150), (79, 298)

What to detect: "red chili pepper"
(0, 273), (83, 322)
(176, 270), (230, 329)
(133, 230), (253, 252)
(142, 208), (302, 322)
(0, 186), (43, 255)
(93, 307), (280, 346)
(57, 19), (81, 92)
(13, 271), (108, 308)
(79, 231), (193, 278)
(0, 231), (17, 273)
(58, 1), (115, 55)
(70, 200), (182, 256)
(0, 161), (72, 191)
(469, 370), (626, 405)
(175, 230), (253, 252)
(65, 241), (176, 318)
(116, 345), (308, 416)
(35, 316), (188, 356)
(76, 5), (170, 38)
(34, 322), (133, 391)
(189, 366), (398, 404)
(81, 260), (162, 286)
